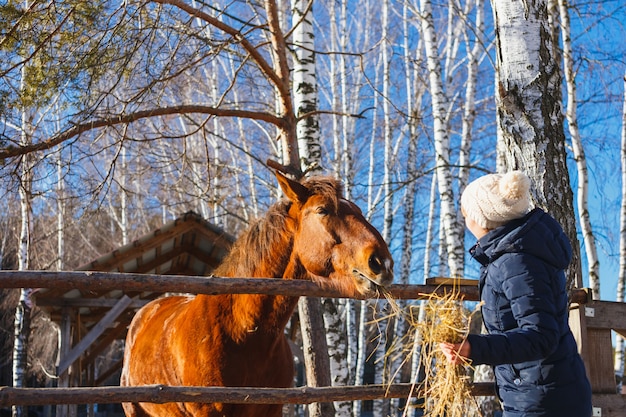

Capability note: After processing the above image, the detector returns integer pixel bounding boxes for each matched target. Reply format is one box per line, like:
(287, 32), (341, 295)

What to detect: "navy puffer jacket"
(466, 208), (592, 417)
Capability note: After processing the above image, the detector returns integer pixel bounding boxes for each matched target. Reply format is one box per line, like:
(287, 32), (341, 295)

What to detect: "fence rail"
(0, 270), (484, 300)
(0, 270), (591, 303)
(0, 383), (496, 407)
(0, 270), (589, 407)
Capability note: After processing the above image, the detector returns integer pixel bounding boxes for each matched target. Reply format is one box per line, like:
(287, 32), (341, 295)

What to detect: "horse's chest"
(221, 334), (294, 387)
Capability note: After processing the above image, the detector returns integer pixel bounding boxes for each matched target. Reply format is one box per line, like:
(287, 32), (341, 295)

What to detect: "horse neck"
(203, 201), (305, 340)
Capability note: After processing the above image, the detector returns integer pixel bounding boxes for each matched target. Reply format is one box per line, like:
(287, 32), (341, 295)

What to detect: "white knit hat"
(461, 171), (532, 229)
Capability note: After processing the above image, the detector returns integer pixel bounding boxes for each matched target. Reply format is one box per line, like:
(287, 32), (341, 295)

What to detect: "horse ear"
(275, 171), (310, 204)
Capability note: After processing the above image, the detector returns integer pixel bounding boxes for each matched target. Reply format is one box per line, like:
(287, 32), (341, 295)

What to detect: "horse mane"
(214, 176), (344, 279)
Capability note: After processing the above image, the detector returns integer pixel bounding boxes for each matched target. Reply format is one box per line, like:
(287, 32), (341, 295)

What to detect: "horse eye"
(316, 206), (330, 216)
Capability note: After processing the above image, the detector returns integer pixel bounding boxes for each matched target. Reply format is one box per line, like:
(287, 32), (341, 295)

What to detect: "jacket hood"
(473, 208), (572, 270)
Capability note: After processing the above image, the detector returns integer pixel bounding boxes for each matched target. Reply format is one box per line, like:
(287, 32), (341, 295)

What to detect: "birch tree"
(419, 0), (464, 277)
(289, 1), (336, 416)
(615, 73), (626, 392)
(557, 0), (600, 298)
(11, 4), (36, 414)
(491, 0), (581, 288)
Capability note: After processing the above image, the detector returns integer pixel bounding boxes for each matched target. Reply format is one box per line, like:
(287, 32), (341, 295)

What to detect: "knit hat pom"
(499, 171), (531, 201)
(461, 170), (532, 229)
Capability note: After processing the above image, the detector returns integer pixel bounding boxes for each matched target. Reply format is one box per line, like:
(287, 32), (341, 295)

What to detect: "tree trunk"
(419, 0), (464, 277)
(615, 72), (626, 392)
(558, 0), (599, 298)
(291, 2), (335, 416)
(292, 0), (322, 175)
(13, 52), (33, 417)
(298, 298), (336, 417)
(491, 0), (581, 289)
(321, 298), (351, 417)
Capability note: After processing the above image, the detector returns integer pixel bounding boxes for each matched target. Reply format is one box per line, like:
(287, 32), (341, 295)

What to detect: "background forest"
(0, 0), (625, 415)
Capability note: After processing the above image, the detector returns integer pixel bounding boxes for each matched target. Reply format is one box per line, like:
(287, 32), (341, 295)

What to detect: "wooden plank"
(583, 300), (626, 333)
(57, 295), (133, 376)
(57, 308), (72, 417)
(94, 358), (123, 387)
(592, 393), (626, 416)
(425, 277), (589, 304)
(82, 320), (132, 368)
(0, 383), (496, 407)
(425, 277), (479, 286)
(569, 304), (592, 383)
(586, 328), (616, 393)
(1, 271), (481, 300)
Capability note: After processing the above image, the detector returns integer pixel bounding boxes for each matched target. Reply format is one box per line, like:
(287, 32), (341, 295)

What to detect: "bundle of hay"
(383, 287), (481, 417)
(417, 290), (479, 417)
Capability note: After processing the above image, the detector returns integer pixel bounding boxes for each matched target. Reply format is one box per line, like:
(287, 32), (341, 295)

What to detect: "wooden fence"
(0, 271), (596, 411)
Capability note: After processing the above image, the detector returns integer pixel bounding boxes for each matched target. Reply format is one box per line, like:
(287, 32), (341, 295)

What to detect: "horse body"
(121, 172), (393, 417)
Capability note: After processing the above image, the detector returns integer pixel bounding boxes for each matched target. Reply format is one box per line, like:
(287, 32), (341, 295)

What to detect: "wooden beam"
(94, 358), (123, 387)
(583, 300), (626, 333)
(0, 271), (590, 303)
(0, 383), (496, 407)
(569, 304), (592, 384)
(82, 320), (132, 368)
(1, 271), (483, 300)
(592, 393), (626, 416)
(57, 295), (133, 376)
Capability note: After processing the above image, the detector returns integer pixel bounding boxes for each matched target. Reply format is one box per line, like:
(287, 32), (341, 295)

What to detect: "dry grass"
(380, 286), (482, 417)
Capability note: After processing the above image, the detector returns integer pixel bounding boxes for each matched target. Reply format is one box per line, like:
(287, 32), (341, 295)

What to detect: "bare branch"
(0, 106), (285, 161)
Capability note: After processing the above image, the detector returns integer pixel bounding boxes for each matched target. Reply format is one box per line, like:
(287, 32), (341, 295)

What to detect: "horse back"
(121, 294), (294, 417)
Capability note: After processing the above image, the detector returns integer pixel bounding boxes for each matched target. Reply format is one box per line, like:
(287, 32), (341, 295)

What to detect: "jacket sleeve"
(467, 253), (563, 366)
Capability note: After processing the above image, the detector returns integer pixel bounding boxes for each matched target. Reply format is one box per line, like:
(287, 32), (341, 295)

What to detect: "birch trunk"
(423, 172), (437, 279)
(615, 73), (626, 392)
(373, 2), (392, 415)
(362, 55), (381, 417)
(327, 3), (360, 411)
(13, 55), (33, 417)
(390, 4), (422, 412)
(491, 0), (581, 288)
(558, 0), (600, 298)
(292, 0), (322, 175)
(56, 145), (65, 271)
(419, 0), (464, 277)
(291, 2), (335, 416)
(321, 298), (351, 417)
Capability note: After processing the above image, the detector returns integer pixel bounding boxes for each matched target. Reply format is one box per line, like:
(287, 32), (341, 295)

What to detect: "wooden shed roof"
(38, 211), (234, 312)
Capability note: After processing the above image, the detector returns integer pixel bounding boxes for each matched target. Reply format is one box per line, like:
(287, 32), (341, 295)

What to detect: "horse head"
(276, 171), (394, 297)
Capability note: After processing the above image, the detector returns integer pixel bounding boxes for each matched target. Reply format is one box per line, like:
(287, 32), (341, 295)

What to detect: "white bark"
(423, 172), (437, 279)
(558, 0), (600, 298)
(14, 51), (33, 417)
(459, 0), (484, 189)
(381, 0), (393, 244)
(120, 144), (129, 245)
(56, 145), (65, 271)
(419, 0), (464, 277)
(322, 298), (352, 417)
(353, 300), (367, 417)
(399, 0), (421, 287)
(292, 0), (322, 175)
(491, 0), (580, 287)
(615, 72), (626, 391)
(374, 2), (392, 415)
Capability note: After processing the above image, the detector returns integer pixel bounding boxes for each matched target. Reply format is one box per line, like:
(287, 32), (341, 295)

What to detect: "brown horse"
(120, 171), (394, 417)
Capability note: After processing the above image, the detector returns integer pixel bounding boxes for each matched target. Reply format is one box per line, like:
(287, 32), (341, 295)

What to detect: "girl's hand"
(439, 341), (471, 365)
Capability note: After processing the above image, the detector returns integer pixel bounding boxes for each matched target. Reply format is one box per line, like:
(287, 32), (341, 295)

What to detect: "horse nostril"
(368, 254), (383, 275)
